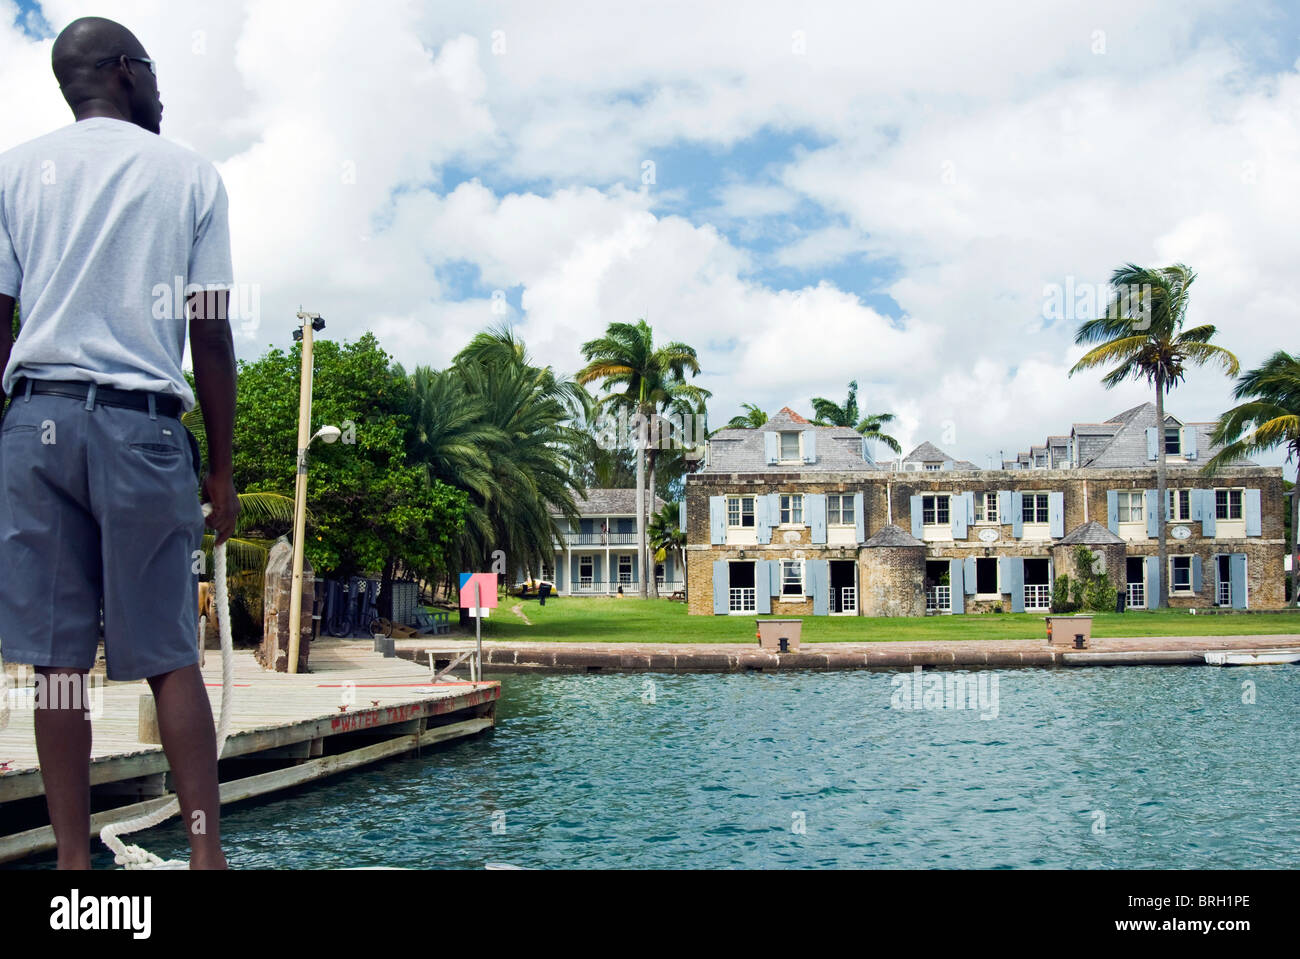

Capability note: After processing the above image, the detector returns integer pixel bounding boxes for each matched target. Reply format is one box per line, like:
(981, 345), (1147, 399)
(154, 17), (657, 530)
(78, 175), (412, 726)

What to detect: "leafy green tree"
(1204, 350), (1300, 606)
(232, 333), (467, 604)
(1070, 263), (1239, 607)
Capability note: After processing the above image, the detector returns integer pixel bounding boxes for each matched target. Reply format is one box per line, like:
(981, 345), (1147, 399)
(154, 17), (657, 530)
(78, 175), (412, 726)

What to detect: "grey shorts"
(0, 385), (205, 680)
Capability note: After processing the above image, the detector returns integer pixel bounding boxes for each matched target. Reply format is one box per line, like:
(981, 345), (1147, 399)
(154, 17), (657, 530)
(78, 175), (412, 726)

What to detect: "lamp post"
(286, 311), (337, 674)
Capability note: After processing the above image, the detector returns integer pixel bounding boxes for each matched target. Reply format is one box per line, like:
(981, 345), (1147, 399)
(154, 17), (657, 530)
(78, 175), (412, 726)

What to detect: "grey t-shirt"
(0, 116), (233, 411)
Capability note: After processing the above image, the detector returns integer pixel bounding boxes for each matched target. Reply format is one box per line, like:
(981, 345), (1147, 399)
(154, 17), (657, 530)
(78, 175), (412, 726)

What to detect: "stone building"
(685, 405), (1287, 616)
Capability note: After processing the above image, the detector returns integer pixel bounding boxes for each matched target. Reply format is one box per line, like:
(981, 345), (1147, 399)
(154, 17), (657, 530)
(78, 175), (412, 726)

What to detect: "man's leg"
(32, 666), (92, 870)
(146, 663), (226, 869)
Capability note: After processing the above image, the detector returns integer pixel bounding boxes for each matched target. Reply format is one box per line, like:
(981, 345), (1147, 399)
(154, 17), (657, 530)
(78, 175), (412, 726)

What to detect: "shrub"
(1053, 575), (1078, 613)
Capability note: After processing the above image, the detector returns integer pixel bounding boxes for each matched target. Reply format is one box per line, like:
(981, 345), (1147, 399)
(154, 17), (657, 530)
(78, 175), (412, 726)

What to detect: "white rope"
(99, 502), (234, 869)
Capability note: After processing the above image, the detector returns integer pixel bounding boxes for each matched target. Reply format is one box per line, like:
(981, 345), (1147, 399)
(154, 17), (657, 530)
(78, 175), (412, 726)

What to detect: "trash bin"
(755, 618), (802, 651)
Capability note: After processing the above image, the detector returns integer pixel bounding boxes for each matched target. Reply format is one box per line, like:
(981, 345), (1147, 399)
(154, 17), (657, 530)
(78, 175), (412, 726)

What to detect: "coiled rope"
(99, 501), (233, 869)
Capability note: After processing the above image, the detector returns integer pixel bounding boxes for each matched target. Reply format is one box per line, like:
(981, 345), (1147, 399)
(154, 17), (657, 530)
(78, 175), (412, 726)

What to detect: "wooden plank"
(0, 717), (493, 865)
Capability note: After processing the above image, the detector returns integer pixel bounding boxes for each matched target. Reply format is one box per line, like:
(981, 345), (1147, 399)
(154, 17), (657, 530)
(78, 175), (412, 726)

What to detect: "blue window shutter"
(941, 459), (954, 471)
(1192, 554), (1202, 593)
(709, 496), (726, 544)
(712, 560), (729, 614)
(1009, 558), (1025, 612)
(1230, 553), (1247, 608)
(809, 560), (829, 615)
(997, 490), (1011, 524)
(808, 493), (827, 543)
(755, 495), (771, 545)
(1145, 490), (1159, 538)
(1202, 493), (1216, 537)
(910, 495), (924, 539)
(755, 561), (771, 614)
(1190, 488), (1204, 522)
(764, 431), (778, 464)
(950, 559), (965, 613)
(770, 559), (782, 595)
(802, 430), (817, 464)
(1011, 491), (1024, 539)
(1049, 491), (1064, 538)
(854, 492), (865, 543)
(1182, 426), (1197, 460)
(1107, 489), (1119, 534)
(951, 494), (968, 539)
(1244, 489), (1262, 536)
(1145, 556), (1160, 609)
(998, 556), (1009, 591)
(1146, 427), (1158, 460)
(963, 555), (976, 595)
(678, 500), (686, 532)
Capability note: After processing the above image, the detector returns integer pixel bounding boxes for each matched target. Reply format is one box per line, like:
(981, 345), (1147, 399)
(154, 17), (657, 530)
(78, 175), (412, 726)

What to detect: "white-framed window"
(617, 555), (633, 584)
(727, 495), (756, 528)
(780, 559), (805, 597)
(922, 494), (950, 526)
(1021, 492), (1050, 524)
(923, 463), (942, 471)
(1167, 488), (1192, 522)
(1215, 488), (1243, 520)
(779, 493), (804, 525)
(827, 493), (855, 526)
(1170, 555), (1193, 594)
(779, 431), (801, 462)
(1116, 490), (1145, 524)
(1164, 426), (1181, 456)
(579, 556), (593, 585)
(973, 491), (998, 524)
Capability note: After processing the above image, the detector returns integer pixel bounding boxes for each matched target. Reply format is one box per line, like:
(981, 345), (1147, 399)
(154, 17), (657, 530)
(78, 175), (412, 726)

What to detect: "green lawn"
(461, 596), (1300, 644)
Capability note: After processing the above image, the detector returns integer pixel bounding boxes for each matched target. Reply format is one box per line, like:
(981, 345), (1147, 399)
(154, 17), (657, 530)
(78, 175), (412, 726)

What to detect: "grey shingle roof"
(1058, 521), (1125, 545)
(1077, 403), (1253, 468)
(863, 524), (925, 547)
(554, 489), (666, 516)
(701, 417), (878, 473)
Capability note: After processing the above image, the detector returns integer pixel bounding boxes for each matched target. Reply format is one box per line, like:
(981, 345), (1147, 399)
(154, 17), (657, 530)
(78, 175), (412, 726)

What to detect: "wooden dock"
(0, 639), (499, 864)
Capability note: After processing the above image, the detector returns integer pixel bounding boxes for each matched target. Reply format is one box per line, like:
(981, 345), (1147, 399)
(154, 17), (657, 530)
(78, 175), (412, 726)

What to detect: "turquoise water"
(80, 667), (1300, 868)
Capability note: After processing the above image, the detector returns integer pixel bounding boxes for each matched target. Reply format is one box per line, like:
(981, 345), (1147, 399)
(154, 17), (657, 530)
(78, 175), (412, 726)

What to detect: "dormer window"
(1164, 426), (1181, 456)
(924, 463), (941, 471)
(779, 431), (801, 461)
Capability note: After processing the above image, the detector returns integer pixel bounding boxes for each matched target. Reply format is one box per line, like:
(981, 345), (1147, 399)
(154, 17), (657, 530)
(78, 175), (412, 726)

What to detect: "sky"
(3, 0), (1298, 468)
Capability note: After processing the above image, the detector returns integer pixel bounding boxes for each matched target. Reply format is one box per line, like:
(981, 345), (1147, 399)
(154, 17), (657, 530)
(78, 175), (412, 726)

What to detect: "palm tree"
(648, 501), (687, 602)
(579, 320), (702, 599)
(180, 404), (297, 573)
(810, 380), (903, 455)
(644, 386), (710, 597)
(725, 403), (768, 430)
(407, 326), (588, 595)
(1070, 263), (1240, 607)
(1204, 351), (1300, 606)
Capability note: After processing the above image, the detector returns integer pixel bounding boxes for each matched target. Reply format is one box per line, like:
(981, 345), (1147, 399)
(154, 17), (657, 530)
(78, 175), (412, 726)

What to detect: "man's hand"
(202, 468), (240, 547)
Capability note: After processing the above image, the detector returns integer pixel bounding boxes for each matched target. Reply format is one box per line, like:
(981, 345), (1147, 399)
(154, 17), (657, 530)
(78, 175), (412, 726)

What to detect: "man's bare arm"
(188, 289), (239, 546)
(0, 294), (15, 403)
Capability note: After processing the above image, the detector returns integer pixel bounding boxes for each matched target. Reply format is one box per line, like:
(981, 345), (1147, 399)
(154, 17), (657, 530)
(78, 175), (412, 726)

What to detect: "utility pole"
(287, 311), (325, 674)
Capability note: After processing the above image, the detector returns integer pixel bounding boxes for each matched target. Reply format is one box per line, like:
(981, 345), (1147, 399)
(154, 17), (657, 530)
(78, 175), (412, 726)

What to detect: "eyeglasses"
(94, 55), (157, 77)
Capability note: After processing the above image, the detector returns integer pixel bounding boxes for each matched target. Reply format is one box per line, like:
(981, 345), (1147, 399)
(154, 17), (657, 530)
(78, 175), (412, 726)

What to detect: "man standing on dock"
(0, 17), (238, 868)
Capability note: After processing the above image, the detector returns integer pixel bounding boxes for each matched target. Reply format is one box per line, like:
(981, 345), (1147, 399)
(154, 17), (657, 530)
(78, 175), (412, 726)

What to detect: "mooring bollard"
(1074, 633), (1086, 649)
(778, 637), (789, 653)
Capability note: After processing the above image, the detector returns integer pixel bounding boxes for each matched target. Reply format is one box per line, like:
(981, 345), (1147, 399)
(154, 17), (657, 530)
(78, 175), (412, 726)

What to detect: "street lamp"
(285, 311), (334, 674)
